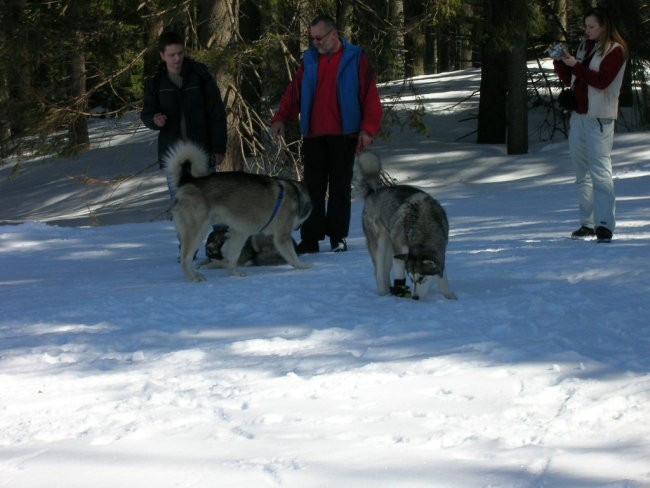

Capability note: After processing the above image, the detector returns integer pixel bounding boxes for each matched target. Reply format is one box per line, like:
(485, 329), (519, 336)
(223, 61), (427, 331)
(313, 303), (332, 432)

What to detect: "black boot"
(571, 226), (595, 240)
(595, 226), (613, 243)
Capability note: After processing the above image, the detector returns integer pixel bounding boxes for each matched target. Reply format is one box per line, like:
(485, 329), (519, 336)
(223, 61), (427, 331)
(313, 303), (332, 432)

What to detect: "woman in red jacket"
(553, 7), (628, 243)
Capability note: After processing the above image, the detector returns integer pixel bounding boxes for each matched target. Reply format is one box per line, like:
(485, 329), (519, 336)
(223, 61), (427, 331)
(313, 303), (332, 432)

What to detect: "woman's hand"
(561, 53), (578, 67)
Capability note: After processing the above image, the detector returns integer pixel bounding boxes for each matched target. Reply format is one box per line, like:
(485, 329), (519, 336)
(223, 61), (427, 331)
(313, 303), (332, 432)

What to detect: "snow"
(1, 65), (649, 487)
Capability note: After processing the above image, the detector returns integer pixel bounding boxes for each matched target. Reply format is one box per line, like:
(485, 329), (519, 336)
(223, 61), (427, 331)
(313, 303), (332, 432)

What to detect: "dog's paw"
(186, 271), (207, 282)
(228, 268), (246, 277)
(199, 258), (227, 269)
(293, 262), (313, 269)
(390, 284), (412, 298)
(438, 280), (458, 300)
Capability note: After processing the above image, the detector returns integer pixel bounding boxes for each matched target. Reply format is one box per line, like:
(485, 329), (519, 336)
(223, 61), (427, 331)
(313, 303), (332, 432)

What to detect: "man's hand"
(356, 130), (374, 154)
(153, 113), (167, 128)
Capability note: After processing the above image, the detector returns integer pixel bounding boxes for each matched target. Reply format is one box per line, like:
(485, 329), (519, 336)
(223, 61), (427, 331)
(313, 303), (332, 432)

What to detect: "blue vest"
(300, 38), (363, 136)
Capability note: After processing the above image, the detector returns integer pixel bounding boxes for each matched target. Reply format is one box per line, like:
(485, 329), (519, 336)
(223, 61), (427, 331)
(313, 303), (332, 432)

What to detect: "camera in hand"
(548, 43), (566, 58)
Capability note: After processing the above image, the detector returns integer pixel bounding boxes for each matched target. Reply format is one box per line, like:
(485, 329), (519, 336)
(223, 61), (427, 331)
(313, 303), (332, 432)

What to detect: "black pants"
(301, 135), (357, 244)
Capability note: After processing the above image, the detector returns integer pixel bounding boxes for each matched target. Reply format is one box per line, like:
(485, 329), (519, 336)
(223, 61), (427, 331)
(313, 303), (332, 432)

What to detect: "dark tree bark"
(199, 0), (245, 171)
(549, 0), (569, 42)
(405, 0), (425, 77)
(505, 0), (528, 154)
(388, 0), (406, 79)
(67, 2), (89, 150)
(477, 48), (507, 144)
(337, 0), (355, 40)
(424, 24), (438, 73)
(477, 0), (507, 144)
(458, 3), (475, 69)
(3, 0), (30, 138)
(506, 42), (528, 154)
(477, 0), (529, 153)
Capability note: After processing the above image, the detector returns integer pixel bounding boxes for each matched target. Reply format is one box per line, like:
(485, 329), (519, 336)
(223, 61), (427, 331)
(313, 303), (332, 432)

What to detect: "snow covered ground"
(1, 66), (649, 487)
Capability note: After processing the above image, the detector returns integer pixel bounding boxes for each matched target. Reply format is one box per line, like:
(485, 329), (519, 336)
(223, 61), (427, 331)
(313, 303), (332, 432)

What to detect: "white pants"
(569, 112), (616, 232)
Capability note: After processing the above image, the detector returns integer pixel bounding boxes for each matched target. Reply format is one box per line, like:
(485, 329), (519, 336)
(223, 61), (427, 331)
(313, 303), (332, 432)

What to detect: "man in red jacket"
(271, 14), (383, 254)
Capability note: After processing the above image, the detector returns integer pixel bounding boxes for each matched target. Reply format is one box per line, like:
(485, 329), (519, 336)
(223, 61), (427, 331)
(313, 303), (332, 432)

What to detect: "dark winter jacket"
(140, 58), (227, 167)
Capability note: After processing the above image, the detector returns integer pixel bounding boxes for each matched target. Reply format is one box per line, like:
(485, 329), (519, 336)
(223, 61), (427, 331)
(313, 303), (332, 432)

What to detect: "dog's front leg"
(221, 232), (248, 277)
(436, 269), (458, 300)
(178, 229), (208, 282)
(373, 234), (392, 295)
(274, 234), (312, 269)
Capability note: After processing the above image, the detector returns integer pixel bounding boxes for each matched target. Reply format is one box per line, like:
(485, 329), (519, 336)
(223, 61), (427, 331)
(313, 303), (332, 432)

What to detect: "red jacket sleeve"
(358, 54), (383, 136)
(271, 63), (304, 124)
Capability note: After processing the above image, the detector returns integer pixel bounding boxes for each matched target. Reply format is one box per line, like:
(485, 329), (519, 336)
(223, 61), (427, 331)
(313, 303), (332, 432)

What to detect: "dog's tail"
(354, 150), (383, 196)
(163, 141), (211, 189)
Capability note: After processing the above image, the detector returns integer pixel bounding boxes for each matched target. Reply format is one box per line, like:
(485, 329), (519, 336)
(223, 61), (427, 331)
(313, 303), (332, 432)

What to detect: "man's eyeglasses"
(311, 28), (334, 42)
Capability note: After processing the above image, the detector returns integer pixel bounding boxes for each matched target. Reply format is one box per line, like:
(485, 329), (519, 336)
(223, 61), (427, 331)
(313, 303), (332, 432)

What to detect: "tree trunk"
(607, 0), (643, 111)
(337, 0), (354, 40)
(506, 43), (528, 154)
(200, 0), (244, 171)
(405, 1), (425, 77)
(477, 49), (507, 144)
(388, 0), (406, 79)
(477, 0), (506, 144)
(506, 0), (528, 154)
(425, 25), (438, 73)
(69, 48), (89, 149)
(458, 3), (474, 69)
(477, 0), (528, 150)
(549, 0), (568, 42)
(437, 26), (451, 72)
(3, 0), (30, 138)
(0, 73), (8, 140)
(68, 2), (89, 150)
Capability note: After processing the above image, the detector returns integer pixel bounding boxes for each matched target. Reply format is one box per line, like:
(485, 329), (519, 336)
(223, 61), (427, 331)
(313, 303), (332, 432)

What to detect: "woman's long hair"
(586, 7), (629, 59)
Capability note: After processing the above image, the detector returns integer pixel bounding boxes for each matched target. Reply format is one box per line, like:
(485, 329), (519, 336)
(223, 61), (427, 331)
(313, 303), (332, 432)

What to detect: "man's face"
(160, 43), (184, 74)
(310, 22), (338, 55)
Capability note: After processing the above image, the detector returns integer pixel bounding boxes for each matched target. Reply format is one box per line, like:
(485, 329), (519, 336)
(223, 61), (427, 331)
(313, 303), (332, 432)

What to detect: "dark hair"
(310, 14), (336, 30)
(157, 31), (184, 53)
(584, 6), (628, 58)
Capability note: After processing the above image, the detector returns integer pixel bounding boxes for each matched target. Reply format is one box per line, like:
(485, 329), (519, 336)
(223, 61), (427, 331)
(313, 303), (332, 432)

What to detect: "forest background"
(1, 0), (649, 174)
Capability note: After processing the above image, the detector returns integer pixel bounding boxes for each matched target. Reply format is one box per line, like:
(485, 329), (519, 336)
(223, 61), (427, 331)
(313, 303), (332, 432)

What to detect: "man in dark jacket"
(141, 31), (227, 198)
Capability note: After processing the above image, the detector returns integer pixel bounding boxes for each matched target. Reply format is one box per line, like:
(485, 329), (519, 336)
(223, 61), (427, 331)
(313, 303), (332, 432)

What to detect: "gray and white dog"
(164, 141), (312, 281)
(355, 151), (457, 300)
(203, 225), (298, 267)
